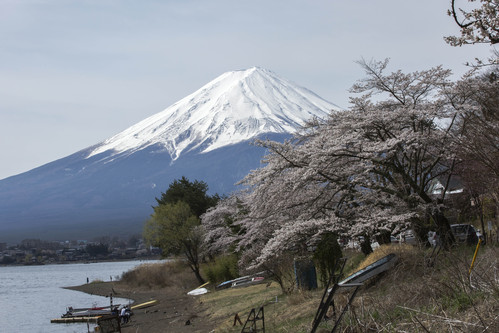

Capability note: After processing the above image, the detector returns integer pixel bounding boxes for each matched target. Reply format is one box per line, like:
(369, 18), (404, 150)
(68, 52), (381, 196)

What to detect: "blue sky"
(0, 0), (494, 180)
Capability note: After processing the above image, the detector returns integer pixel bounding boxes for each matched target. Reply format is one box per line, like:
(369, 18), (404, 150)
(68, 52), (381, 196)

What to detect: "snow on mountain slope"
(88, 67), (338, 161)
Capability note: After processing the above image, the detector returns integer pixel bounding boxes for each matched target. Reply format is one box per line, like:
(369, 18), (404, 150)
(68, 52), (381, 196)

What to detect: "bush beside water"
(120, 260), (197, 289)
(202, 253), (239, 284)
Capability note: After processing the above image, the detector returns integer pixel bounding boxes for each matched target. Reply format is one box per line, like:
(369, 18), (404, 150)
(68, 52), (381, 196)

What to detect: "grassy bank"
(120, 244), (498, 332)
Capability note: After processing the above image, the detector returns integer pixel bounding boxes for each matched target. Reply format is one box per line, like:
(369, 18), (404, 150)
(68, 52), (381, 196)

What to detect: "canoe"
(52, 316), (102, 323)
(231, 276), (265, 288)
(130, 299), (159, 310)
(216, 275), (251, 289)
(216, 272), (267, 289)
(66, 304), (118, 313)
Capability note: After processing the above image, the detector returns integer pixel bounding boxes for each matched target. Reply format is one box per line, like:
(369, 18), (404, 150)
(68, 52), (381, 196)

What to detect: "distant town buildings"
(0, 237), (160, 265)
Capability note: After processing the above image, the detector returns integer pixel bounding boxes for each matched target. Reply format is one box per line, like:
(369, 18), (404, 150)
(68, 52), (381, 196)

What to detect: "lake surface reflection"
(0, 260), (159, 333)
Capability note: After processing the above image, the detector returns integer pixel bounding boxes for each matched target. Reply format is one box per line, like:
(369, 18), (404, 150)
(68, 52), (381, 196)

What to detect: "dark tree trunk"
(375, 231), (392, 245)
(191, 266), (205, 285)
(412, 216), (433, 246)
(360, 236), (373, 255)
(433, 210), (455, 249)
(184, 244), (205, 285)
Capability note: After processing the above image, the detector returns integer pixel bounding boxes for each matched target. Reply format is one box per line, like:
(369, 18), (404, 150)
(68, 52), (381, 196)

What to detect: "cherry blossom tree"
(201, 194), (246, 257)
(234, 59), (463, 268)
(452, 70), (499, 179)
(445, 0), (499, 235)
(451, 68), (499, 237)
(446, 0), (499, 46)
(202, 63), (498, 273)
(446, 0), (499, 66)
(200, 3), (499, 276)
(452, 158), (495, 243)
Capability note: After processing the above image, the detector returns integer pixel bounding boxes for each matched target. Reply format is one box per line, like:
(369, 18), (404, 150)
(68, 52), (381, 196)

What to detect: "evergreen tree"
(155, 176), (219, 218)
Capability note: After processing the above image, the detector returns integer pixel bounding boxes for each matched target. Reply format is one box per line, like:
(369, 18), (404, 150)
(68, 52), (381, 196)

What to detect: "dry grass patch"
(356, 243), (420, 270)
(201, 282), (323, 332)
(115, 244), (497, 332)
(200, 244), (498, 332)
(202, 283), (280, 323)
(119, 259), (198, 290)
(329, 244), (499, 332)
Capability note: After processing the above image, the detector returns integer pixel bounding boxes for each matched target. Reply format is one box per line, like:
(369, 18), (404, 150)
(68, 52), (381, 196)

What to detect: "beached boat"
(216, 274), (266, 290)
(216, 275), (251, 289)
(62, 304), (120, 318)
(338, 253), (398, 287)
(232, 276), (265, 288)
(63, 309), (114, 317)
(51, 316), (103, 324)
(187, 287), (209, 295)
(66, 304), (117, 313)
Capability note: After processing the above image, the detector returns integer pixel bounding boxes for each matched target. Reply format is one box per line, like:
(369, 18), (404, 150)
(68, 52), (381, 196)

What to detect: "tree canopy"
(446, 0), (499, 46)
(144, 201), (205, 283)
(155, 176), (219, 218)
(446, 0), (499, 67)
(203, 59), (479, 269)
(145, 177), (219, 284)
(200, 1), (499, 277)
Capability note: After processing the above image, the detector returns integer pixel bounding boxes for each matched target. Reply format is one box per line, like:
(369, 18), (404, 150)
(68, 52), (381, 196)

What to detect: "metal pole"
(331, 285), (360, 333)
(469, 238), (482, 275)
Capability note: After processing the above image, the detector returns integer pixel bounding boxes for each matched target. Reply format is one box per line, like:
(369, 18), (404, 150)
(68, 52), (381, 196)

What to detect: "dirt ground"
(67, 282), (216, 333)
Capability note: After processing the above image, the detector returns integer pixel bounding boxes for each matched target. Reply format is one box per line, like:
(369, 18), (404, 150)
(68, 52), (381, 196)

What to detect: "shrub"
(119, 259), (196, 289)
(202, 253), (239, 283)
(261, 252), (297, 294)
(312, 232), (342, 286)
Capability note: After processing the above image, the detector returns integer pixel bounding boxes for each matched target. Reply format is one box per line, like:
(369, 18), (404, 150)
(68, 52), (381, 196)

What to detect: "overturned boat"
(339, 253), (398, 286)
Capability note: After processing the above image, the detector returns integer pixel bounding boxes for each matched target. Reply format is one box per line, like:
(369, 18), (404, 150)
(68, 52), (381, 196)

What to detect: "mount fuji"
(0, 67), (337, 243)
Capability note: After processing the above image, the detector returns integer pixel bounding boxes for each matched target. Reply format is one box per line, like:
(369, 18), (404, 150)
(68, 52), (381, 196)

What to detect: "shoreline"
(0, 255), (162, 268)
(67, 281), (215, 332)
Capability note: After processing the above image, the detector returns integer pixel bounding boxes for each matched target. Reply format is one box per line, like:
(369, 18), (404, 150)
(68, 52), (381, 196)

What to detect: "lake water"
(0, 260), (159, 333)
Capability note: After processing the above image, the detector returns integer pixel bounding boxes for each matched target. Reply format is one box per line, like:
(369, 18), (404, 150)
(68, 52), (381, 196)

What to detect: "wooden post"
(233, 313), (242, 326)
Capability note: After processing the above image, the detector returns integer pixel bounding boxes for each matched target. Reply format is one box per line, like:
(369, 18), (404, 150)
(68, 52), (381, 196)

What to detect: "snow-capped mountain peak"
(0, 67), (341, 243)
(87, 67), (337, 160)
